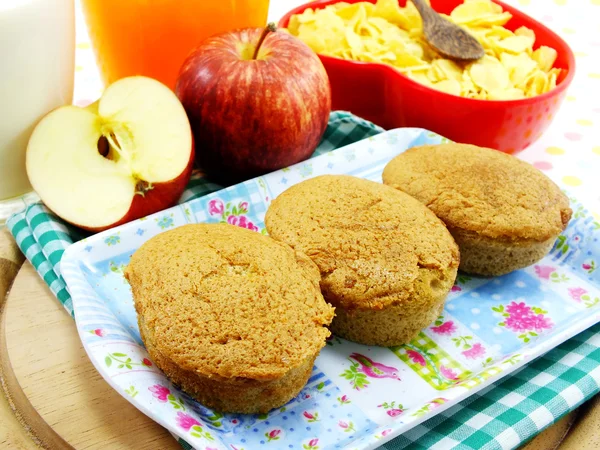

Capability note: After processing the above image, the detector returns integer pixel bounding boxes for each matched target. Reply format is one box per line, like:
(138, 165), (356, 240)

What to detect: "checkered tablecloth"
(7, 0), (600, 446)
(7, 111), (600, 450)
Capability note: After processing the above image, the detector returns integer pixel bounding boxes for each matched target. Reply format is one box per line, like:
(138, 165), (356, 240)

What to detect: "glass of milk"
(0, 0), (75, 224)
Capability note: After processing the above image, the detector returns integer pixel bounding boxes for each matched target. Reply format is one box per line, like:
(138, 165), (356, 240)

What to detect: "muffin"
(382, 143), (572, 276)
(265, 175), (459, 347)
(124, 223), (334, 414)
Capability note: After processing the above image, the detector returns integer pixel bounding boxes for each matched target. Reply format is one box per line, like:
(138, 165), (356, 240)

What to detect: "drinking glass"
(81, 0), (270, 90)
(0, 0), (75, 224)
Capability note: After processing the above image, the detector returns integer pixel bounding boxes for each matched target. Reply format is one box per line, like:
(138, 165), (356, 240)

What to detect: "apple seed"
(96, 131), (125, 163)
(97, 135), (110, 158)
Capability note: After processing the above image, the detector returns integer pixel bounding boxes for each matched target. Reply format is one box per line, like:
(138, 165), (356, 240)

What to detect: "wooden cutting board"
(0, 229), (179, 449)
(0, 227), (596, 449)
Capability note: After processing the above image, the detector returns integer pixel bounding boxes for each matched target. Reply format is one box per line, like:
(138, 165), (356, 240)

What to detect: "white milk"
(0, 0), (75, 201)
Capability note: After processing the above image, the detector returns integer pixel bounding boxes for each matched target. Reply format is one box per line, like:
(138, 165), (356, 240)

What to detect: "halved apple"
(26, 76), (194, 232)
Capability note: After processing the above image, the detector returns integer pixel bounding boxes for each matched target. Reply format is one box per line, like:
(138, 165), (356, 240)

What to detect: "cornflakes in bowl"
(279, 0), (575, 153)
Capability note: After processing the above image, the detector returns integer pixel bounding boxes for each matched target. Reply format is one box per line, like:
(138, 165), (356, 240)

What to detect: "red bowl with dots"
(279, 0), (575, 154)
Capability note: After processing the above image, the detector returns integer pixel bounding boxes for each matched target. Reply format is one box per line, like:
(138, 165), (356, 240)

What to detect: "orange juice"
(81, 0), (270, 90)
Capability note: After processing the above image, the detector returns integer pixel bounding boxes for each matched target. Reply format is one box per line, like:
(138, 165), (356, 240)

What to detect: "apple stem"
(135, 180), (154, 197)
(252, 22), (277, 60)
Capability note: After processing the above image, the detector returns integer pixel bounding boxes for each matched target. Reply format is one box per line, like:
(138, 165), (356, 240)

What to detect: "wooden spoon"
(411, 0), (485, 62)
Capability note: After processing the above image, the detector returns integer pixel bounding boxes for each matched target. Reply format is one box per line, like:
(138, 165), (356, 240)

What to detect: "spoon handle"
(410, 0), (437, 26)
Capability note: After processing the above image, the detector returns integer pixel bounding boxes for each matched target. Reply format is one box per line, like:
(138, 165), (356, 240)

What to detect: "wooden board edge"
(0, 229), (25, 268)
(0, 258), (73, 450)
(559, 394), (600, 449)
(519, 410), (578, 450)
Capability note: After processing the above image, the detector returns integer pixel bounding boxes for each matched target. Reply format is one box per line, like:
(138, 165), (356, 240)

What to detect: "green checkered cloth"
(7, 111), (600, 450)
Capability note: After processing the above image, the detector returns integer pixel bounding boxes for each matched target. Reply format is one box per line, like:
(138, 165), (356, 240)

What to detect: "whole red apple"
(175, 23), (331, 182)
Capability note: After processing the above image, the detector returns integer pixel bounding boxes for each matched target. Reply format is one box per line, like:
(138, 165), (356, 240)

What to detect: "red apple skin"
(175, 27), (331, 182)
(77, 141), (195, 233)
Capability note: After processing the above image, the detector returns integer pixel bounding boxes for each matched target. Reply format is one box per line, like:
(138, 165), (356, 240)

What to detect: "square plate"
(62, 128), (600, 450)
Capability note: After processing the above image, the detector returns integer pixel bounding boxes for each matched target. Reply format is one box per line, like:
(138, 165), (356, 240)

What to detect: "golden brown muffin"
(124, 223), (334, 414)
(264, 175), (459, 347)
(382, 143), (572, 276)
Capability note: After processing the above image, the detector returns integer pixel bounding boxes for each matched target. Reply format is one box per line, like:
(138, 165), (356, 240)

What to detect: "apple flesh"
(26, 76), (194, 232)
(175, 24), (331, 182)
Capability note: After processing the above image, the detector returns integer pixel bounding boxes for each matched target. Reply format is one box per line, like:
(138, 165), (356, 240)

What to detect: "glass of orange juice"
(81, 0), (270, 90)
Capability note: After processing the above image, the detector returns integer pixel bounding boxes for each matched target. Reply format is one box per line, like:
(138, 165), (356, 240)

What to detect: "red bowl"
(279, 0), (575, 154)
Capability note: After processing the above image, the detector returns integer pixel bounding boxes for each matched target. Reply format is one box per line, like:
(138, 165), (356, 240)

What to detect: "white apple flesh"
(26, 76), (194, 232)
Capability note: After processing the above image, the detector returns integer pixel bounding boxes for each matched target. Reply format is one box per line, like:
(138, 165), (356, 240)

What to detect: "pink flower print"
(461, 343), (486, 360)
(208, 199), (224, 216)
(531, 314), (553, 332)
(504, 301), (551, 330)
(90, 328), (105, 337)
(238, 215), (259, 232)
(142, 358), (153, 367)
(338, 420), (355, 432)
(569, 287), (588, 303)
(406, 349), (426, 366)
(227, 215), (259, 232)
(238, 216), (250, 228)
(534, 265), (555, 279)
(431, 398), (448, 408)
(206, 448), (219, 450)
(431, 321), (457, 335)
(451, 285), (462, 292)
(176, 412), (200, 431)
(506, 301), (532, 319)
(265, 429), (281, 441)
(377, 400), (403, 414)
(500, 301), (552, 338)
(582, 261), (596, 273)
(382, 429), (392, 437)
(306, 438), (319, 449)
(440, 365), (459, 380)
(303, 411), (319, 422)
(338, 394), (350, 404)
(505, 314), (535, 333)
(504, 301), (536, 332)
(148, 384), (170, 402)
(387, 408), (403, 417)
(239, 201), (249, 211)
